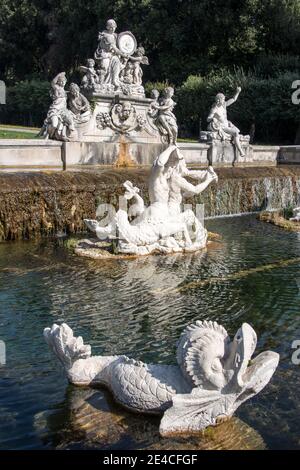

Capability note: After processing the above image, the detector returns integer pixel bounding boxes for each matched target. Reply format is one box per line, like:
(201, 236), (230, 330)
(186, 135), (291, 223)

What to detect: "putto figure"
(207, 87), (245, 157)
(149, 87), (178, 144)
(44, 320), (279, 436)
(122, 46), (149, 85)
(80, 59), (100, 91)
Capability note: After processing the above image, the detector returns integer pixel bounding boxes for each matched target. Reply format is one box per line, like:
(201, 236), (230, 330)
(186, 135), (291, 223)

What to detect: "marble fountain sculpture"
(44, 320), (279, 436)
(200, 87), (250, 165)
(40, 18), (179, 164)
(290, 207), (300, 222)
(81, 145), (218, 256)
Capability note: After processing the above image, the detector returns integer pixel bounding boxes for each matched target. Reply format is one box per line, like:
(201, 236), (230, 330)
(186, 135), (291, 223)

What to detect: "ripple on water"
(0, 215), (300, 449)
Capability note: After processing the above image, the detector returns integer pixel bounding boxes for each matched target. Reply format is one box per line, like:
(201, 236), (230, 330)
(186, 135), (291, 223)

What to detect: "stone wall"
(0, 140), (282, 169)
(1, 166), (300, 241)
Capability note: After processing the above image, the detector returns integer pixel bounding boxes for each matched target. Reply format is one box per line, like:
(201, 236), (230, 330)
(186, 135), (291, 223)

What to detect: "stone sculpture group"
(44, 320), (279, 435)
(84, 145), (218, 255)
(40, 16), (249, 161)
(40, 19), (179, 146)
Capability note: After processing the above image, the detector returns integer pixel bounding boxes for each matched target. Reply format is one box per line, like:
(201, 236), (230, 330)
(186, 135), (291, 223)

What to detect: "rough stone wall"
(1, 167), (300, 241)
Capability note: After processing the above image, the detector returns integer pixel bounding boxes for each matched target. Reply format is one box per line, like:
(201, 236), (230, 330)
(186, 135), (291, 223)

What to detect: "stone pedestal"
(200, 131), (250, 166)
(77, 93), (161, 145)
(63, 140), (166, 166)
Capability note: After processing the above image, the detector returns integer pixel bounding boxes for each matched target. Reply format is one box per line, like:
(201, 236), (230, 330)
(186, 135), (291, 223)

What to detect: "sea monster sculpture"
(44, 320), (279, 435)
(84, 145), (217, 255)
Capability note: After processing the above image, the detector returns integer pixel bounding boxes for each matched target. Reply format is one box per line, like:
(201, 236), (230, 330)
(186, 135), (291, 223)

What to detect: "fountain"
(39, 18), (179, 166)
(75, 145), (218, 257)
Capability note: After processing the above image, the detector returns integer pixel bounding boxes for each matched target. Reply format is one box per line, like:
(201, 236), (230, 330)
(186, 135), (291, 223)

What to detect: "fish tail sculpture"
(44, 321), (279, 435)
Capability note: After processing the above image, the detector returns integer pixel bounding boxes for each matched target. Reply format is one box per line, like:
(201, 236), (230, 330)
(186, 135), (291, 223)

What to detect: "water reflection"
(0, 215), (300, 448)
(37, 385), (266, 450)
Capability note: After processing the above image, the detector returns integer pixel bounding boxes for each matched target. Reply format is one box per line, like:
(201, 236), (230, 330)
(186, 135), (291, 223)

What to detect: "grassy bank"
(0, 129), (39, 139)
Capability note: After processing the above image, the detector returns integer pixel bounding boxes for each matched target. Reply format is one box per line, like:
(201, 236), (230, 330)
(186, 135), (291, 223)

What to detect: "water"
(0, 215), (300, 450)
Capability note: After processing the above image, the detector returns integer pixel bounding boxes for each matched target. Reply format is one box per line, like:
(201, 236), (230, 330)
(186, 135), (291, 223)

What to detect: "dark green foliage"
(0, 0), (300, 141)
(175, 69), (300, 144)
(0, 80), (50, 127)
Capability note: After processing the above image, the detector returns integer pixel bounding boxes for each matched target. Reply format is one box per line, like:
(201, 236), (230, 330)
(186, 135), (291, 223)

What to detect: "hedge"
(1, 69), (300, 144)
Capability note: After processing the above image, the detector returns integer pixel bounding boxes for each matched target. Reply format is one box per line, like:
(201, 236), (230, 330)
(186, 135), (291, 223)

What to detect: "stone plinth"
(200, 131), (251, 166)
(78, 93), (161, 144)
(278, 146), (300, 164)
(0, 140), (282, 170)
(64, 140), (166, 166)
(0, 139), (63, 169)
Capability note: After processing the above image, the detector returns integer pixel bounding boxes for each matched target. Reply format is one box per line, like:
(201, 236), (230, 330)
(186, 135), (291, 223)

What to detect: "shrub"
(0, 80), (50, 127)
(176, 68), (300, 144)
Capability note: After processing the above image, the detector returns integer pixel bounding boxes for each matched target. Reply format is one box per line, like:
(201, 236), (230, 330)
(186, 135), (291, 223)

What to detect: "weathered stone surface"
(279, 145), (300, 164)
(1, 167), (300, 241)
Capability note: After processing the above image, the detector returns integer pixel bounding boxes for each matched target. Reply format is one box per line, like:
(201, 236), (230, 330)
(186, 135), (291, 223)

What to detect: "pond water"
(0, 215), (300, 450)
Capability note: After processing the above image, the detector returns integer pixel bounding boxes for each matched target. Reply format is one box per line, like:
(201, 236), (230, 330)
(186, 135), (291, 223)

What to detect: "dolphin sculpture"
(44, 320), (279, 435)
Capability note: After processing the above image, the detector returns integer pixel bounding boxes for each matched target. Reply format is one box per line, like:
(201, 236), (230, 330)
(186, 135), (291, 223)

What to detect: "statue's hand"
(236, 86), (242, 93)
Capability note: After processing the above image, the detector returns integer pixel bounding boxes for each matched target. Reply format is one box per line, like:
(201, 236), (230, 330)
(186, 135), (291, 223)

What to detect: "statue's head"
(176, 320), (279, 394)
(164, 148), (186, 177)
(163, 87), (174, 98)
(87, 58), (95, 68)
(151, 89), (159, 100)
(57, 72), (67, 87)
(69, 83), (80, 97)
(106, 19), (117, 33)
(116, 101), (133, 121)
(136, 46), (145, 56)
(215, 93), (225, 106)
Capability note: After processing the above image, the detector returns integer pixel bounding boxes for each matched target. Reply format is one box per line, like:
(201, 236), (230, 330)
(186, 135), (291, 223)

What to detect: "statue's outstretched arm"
(184, 168), (208, 181)
(226, 87), (241, 107)
(175, 174), (215, 195)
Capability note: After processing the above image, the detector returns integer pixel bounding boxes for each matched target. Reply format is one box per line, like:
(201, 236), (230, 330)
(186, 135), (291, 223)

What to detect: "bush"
(0, 80), (50, 127)
(176, 68), (300, 144)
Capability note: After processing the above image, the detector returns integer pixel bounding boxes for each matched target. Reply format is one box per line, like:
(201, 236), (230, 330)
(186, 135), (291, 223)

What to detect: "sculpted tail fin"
(44, 323), (91, 370)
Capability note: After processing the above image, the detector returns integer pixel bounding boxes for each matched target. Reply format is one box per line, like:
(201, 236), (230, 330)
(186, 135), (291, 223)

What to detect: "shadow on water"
(0, 215), (300, 449)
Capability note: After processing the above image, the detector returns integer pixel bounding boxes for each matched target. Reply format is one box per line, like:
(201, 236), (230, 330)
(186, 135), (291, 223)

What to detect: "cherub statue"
(40, 72), (76, 142)
(149, 87), (178, 144)
(79, 59), (99, 90)
(44, 320), (279, 436)
(207, 87), (245, 157)
(148, 89), (160, 115)
(123, 46), (149, 86)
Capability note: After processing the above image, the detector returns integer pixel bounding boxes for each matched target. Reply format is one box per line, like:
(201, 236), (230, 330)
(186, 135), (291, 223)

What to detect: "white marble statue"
(80, 59), (100, 91)
(68, 83), (91, 124)
(289, 207), (300, 222)
(207, 87), (245, 157)
(88, 19), (148, 96)
(149, 88), (178, 144)
(44, 320), (279, 436)
(84, 145), (217, 255)
(121, 46), (149, 86)
(40, 72), (77, 142)
(94, 19), (128, 90)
